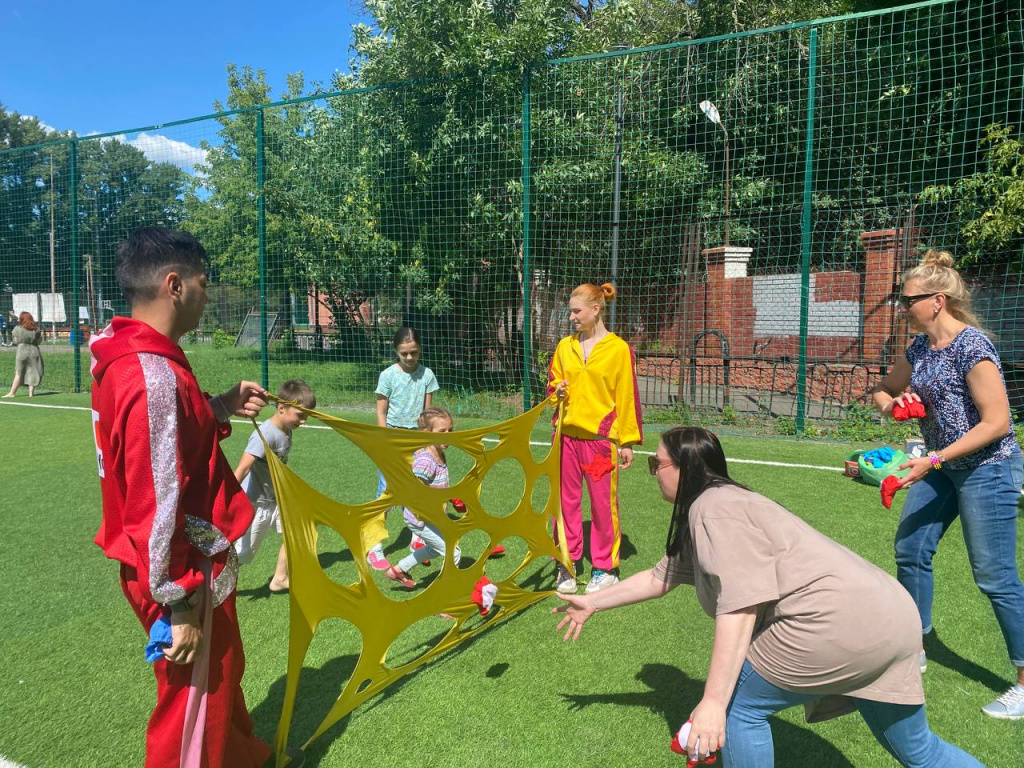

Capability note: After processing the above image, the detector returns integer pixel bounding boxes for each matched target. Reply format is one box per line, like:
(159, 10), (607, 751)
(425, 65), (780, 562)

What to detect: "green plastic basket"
(846, 448), (910, 486)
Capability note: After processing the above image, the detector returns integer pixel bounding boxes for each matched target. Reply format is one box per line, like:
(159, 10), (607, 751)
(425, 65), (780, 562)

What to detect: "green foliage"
(721, 405), (739, 425)
(774, 415), (798, 435)
(834, 402), (918, 443)
(0, 104), (187, 298)
(920, 123), (1024, 267)
(211, 328), (235, 349)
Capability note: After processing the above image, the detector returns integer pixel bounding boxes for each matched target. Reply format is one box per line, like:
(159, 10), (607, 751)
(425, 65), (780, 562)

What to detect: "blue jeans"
(895, 450), (1024, 666)
(724, 661), (981, 767)
(397, 521), (460, 573)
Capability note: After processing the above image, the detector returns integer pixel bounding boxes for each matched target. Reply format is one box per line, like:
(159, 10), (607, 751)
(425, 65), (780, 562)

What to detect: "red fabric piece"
(471, 576), (497, 616)
(121, 566), (271, 768)
(581, 452), (616, 481)
(880, 474), (904, 509)
(450, 498), (467, 514)
(891, 400), (926, 421)
(91, 317), (254, 604)
(670, 721), (718, 765)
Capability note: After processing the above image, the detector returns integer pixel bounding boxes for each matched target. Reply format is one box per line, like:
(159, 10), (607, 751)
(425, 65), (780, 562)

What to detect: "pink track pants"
(556, 434), (621, 571)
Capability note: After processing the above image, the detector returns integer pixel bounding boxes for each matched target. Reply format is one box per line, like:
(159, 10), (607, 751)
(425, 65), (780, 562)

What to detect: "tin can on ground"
(844, 460), (861, 478)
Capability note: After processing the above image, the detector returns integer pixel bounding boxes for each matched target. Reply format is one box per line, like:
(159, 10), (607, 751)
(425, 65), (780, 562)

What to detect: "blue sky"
(1, 0), (369, 136)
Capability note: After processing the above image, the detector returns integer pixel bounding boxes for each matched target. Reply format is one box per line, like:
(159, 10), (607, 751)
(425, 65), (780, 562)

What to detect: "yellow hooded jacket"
(547, 332), (643, 446)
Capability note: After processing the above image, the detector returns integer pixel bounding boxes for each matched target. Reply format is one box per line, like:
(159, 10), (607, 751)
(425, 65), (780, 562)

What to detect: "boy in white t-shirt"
(233, 378), (316, 592)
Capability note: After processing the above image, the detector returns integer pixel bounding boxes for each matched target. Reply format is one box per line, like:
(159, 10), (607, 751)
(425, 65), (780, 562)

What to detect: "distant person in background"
(0, 310), (10, 346)
(5, 311), (17, 346)
(3, 311), (43, 397)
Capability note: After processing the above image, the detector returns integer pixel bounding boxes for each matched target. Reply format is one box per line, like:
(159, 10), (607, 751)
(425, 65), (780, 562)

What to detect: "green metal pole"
(795, 27), (818, 434)
(521, 65), (533, 412)
(256, 109), (269, 390)
(70, 140), (82, 393)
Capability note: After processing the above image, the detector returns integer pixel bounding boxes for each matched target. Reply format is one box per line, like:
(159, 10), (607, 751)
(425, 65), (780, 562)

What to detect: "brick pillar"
(860, 229), (915, 364)
(703, 246), (752, 352)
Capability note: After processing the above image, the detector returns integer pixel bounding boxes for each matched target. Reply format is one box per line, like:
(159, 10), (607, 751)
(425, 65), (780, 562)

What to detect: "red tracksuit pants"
(120, 565), (271, 768)
(556, 435), (621, 571)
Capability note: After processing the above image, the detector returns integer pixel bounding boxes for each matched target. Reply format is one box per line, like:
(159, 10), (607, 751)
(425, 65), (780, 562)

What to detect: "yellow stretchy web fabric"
(258, 396), (569, 765)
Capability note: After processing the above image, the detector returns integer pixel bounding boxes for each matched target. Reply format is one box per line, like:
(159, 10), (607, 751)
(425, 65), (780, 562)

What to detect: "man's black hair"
(115, 227), (209, 306)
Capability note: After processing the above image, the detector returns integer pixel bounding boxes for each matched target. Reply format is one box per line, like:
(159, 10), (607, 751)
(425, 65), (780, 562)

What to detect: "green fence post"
(70, 140), (82, 393)
(521, 65), (533, 412)
(796, 26), (818, 434)
(256, 108), (269, 390)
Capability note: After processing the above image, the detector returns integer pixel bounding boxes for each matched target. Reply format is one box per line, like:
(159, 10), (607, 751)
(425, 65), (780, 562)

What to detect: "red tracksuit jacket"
(90, 317), (254, 607)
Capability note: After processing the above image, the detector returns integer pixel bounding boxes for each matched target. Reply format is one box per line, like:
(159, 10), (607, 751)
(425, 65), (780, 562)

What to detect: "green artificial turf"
(0, 396), (1020, 767)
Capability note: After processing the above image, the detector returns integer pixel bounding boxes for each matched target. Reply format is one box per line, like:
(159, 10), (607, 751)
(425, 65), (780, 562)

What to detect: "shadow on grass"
(561, 663), (854, 767)
(924, 629), (1008, 694)
(237, 582), (290, 600)
(251, 580), (550, 764)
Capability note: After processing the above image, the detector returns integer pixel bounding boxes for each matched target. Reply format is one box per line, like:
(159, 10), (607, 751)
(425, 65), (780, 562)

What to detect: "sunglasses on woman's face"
(648, 456), (673, 476)
(898, 292), (938, 310)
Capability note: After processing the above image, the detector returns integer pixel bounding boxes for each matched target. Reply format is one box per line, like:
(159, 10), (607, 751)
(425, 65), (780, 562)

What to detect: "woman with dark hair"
(4, 311), (43, 397)
(552, 427), (980, 767)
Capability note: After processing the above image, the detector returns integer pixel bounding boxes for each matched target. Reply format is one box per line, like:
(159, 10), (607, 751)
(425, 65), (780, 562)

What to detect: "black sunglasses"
(648, 455), (673, 476)
(898, 292), (938, 310)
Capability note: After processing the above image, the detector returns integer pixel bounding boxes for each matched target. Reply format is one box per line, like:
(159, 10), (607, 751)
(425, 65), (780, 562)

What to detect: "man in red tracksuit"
(91, 227), (277, 767)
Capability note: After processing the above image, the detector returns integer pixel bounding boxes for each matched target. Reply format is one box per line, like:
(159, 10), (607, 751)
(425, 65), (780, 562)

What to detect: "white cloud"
(20, 115), (56, 133)
(108, 132), (208, 173)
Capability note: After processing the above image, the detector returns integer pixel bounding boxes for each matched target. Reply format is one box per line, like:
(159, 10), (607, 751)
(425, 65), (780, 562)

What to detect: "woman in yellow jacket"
(548, 283), (643, 594)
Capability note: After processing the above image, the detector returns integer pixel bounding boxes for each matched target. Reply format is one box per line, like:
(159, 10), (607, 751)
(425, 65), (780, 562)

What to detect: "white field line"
(0, 400), (842, 473)
(0, 756), (28, 768)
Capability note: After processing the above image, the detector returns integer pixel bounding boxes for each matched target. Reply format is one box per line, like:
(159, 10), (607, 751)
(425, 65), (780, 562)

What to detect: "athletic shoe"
(585, 569), (619, 594)
(919, 651), (927, 673)
(981, 684), (1024, 720)
(555, 565), (578, 594)
(385, 565), (415, 589)
(366, 546), (390, 571)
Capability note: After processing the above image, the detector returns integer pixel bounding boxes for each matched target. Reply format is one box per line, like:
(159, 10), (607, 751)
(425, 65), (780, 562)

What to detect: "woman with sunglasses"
(871, 248), (1024, 720)
(552, 427), (980, 767)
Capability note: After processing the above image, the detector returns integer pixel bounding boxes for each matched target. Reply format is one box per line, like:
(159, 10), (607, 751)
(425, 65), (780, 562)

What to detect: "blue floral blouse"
(905, 326), (1018, 470)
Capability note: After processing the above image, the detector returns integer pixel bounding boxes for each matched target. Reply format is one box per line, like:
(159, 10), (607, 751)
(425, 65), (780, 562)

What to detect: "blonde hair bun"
(600, 283), (616, 302)
(921, 249), (955, 269)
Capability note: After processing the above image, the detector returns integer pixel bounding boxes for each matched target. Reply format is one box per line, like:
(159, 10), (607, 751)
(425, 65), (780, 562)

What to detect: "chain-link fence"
(1, 0), (1021, 434)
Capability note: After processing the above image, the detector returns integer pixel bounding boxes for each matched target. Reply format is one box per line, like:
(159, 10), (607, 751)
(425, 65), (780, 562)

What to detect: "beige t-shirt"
(654, 485), (923, 722)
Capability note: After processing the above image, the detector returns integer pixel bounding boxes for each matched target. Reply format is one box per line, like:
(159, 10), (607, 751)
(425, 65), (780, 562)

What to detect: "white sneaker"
(555, 566), (578, 594)
(981, 684), (1024, 720)
(585, 569), (619, 594)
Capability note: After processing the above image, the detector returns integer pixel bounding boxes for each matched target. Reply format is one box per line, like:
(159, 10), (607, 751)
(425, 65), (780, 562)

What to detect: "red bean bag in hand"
(892, 400), (926, 421)
(880, 474), (905, 509)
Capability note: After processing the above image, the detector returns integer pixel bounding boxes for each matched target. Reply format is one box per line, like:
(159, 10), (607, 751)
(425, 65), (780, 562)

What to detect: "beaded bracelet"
(927, 451), (943, 470)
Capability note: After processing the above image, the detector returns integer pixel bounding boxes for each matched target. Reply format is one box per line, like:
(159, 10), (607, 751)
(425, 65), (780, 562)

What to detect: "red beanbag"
(892, 401), (926, 421)
(880, 474), (904, 509)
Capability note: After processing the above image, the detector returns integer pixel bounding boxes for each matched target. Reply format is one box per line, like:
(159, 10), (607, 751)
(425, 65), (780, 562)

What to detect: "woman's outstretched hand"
(552, 593), (595, 641)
